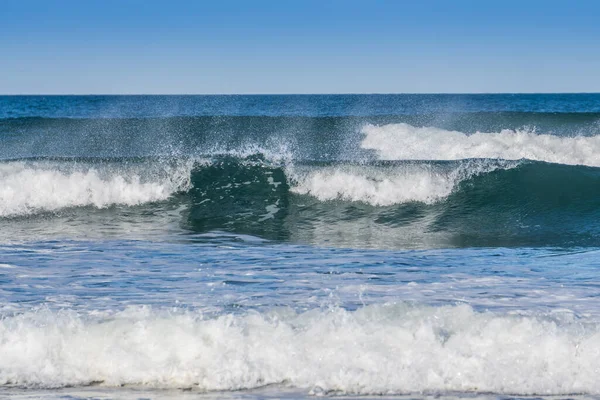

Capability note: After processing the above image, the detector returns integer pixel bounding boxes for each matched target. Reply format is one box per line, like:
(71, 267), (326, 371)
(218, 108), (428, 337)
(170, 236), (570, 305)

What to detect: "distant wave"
(1, 304), (600, 394)
(362, 123), (600, 166)
(3, 114), (600, 161)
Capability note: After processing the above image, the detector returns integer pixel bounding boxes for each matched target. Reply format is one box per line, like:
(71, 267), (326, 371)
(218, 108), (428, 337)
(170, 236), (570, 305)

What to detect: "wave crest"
(289, 160), (514, 206)
(362, 123), (600, 166)
(1, 304), (599, 394)
(0, 161), (193, 217)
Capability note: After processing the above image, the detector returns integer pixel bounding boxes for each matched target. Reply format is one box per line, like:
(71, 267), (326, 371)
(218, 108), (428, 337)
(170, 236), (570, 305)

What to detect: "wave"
(3, 114), (600, 162)
(0, 160), (193, 217)
(6, 120), (600, 217)
(0, 137), (600, 248)
(288, 160), (514, 206)
(362, 123), (600, 166)
(0, 156), (511, 217)
(3, 148), (600, 247)
(1, 304), (599, 394)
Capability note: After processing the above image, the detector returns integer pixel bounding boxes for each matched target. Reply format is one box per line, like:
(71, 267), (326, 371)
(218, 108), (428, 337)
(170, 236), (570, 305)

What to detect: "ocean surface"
(2, 94), (600, 400)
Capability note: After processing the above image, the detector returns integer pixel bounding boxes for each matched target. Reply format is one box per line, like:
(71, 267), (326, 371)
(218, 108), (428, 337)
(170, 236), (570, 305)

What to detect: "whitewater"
(1, 122), (599, 216)
(3, 94), (600, 399)
(362, 123), (600, 165)
(2, 304), (600, 395)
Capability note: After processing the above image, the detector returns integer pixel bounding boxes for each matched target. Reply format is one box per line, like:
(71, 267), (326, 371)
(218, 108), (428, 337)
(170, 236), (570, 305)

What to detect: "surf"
(361, 122), (600, 166)
(0, 159), (194, 217)
(1, 304), (599, 395)
(4, 119), (600, 248)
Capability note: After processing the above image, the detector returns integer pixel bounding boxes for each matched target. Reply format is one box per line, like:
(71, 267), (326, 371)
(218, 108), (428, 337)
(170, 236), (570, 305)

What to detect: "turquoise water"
(2, 95), (600, 399)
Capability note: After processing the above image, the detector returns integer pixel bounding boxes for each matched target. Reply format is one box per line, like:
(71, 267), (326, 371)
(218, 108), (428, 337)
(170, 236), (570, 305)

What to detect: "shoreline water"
(2, 95), (600, 397)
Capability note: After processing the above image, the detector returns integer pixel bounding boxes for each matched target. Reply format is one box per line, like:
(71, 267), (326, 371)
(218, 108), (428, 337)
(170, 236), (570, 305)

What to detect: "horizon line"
(1, 92), (600, 96)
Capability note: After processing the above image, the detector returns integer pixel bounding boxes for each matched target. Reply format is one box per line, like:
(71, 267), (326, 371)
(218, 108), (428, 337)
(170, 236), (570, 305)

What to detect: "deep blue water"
(2, 95), (600, 399)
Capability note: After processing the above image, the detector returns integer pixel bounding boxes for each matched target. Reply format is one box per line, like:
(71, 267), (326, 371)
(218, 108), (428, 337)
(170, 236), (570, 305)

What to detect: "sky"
(1, 0), (599, 94)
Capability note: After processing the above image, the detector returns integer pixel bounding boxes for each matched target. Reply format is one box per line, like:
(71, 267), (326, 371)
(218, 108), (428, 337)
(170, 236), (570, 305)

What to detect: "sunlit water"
(2, 95), (600, 399)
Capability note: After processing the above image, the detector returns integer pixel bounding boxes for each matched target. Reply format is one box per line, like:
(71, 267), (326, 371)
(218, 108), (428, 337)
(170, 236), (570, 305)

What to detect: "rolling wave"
(0, 160), (193, 217)
(0, 157), (516, 217)
(4, 120), (600, 247)
(1, 304), (599, 395)
(2, 155), (600, 247)
(289, 160), (515, 205)
(362, 123), (600, 166)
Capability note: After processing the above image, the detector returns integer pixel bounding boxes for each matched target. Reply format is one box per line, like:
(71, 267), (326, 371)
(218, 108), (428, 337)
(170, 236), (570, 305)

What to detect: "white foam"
(290, 161), (512, 205)
(1, 304), (599, 394)
(0, 162), (193, 217)
(362, 123), (600, 166)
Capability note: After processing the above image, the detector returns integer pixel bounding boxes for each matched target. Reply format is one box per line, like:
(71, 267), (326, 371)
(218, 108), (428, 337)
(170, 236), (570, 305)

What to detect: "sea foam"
(289, 160), (515, 205)
(362, 123), (600, 166)
(0, 304), (598, 394)
(290, 123), (600, 206)
(0, 161), (192, 217)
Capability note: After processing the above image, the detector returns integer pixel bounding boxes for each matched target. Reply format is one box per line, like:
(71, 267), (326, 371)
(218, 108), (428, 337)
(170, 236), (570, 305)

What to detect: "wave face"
(1, 304), (599, 394)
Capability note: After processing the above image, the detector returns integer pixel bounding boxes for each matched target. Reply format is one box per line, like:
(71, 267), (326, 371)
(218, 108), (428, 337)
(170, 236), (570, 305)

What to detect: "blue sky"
(1, 0), (599, 94)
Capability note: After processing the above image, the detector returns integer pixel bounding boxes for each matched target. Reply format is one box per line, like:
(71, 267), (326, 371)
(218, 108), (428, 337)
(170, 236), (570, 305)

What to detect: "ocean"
(1, 94), (600, 399)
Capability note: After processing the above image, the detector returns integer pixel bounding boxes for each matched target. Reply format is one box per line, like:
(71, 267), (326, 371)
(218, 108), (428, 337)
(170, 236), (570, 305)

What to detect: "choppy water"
(2, 94), (600, 399)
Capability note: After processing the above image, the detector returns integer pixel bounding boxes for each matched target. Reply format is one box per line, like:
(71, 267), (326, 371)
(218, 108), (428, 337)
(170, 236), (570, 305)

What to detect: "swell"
(1, 304), (600, 394)
(2, 94), (600, 119)
(3, 112), (600, 131)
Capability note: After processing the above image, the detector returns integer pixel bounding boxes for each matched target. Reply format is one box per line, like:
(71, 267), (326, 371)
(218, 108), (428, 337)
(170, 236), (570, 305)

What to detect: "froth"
(290, 161), (512, 205)
(362, 123), (600, 166)
(0, 161), (192, 217)
(1, 304), (599, 394)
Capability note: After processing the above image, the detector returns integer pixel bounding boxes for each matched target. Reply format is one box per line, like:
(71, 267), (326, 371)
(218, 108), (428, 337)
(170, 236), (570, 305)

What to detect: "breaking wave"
(0, 156), (519, 219)
(4, 122), (600, 247)
(288, 160), (514, 206)
(1, 304), (599, 395)
(0, 160), (193, 217)
(362, 123), (600, 166)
